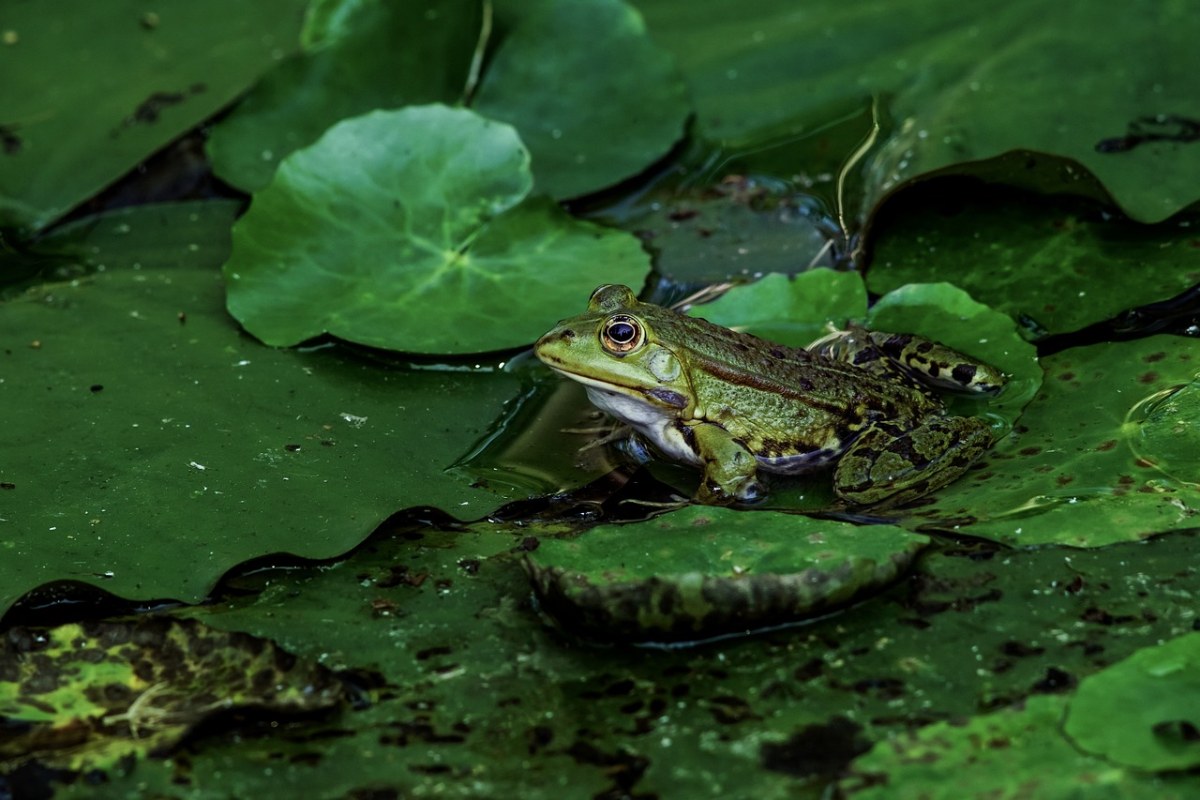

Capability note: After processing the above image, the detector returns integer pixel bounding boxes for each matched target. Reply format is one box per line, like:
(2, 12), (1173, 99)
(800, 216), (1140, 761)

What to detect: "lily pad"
(0, 0), (307, 233)
(840, 694), (1197, 799)
(915, 336), (1200, 546)
(474, 0), (690, 200)
(0, 209), (525, 614)
(223, 105), (649, 354)
(524, 505), (928, 641)
(690, 270), (868, 348)
(1065, 633), (1200, 772)
(207, 0), (482, 193)
(866, 188), (1200, 337)
(0, 617), (344, 772)
(635, 0), (1200, 222)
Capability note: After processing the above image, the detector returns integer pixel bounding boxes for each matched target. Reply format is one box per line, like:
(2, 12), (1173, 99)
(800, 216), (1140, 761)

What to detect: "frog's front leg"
(833, 415), (994, 506)
(689, 423), (765, 505)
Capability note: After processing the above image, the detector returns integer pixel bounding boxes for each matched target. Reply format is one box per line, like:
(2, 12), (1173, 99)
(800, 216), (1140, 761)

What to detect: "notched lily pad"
(1065, 632), (1200, 772)
(523, 506), (928, 642)
(0, 616), (344, 772)
(223, 104), (649, 354)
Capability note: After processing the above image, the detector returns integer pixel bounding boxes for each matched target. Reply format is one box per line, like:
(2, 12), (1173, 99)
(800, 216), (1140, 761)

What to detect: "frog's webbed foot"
(691, 424), (766, 505)
(833, 416), (994, 507)
(810, 326), (1006, 395)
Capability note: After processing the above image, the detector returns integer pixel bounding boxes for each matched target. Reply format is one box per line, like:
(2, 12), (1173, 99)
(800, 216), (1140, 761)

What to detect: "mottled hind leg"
(833, 415), (994, 506)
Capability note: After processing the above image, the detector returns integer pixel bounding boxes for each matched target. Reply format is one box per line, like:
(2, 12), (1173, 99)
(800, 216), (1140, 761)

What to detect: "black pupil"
(608, 320), (636, 343)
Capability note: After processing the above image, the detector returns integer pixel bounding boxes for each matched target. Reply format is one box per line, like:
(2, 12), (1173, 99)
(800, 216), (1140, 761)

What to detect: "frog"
(534, 284), (1007, 507)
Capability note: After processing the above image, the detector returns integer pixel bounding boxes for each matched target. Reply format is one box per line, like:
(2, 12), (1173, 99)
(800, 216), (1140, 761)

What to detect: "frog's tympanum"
(535, 285), (1007, 506)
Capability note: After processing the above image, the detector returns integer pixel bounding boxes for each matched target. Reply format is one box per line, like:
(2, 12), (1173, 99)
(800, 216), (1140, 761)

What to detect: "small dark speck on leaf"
(1031, 666), (1076, 693)
(89, 384), (104, 393)
(1152, 720), (1200, 743)
(518, 536), (540, 552)
(0, 482), (14, 490)
(0, 124), (21, 154)
(761, 716), (869, 778)
(284, 444), (302, 452)
(1139, 371), (1159, 384)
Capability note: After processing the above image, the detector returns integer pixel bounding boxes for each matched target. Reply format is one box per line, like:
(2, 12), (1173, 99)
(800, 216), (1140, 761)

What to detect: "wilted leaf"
(0, 617), (343, 771)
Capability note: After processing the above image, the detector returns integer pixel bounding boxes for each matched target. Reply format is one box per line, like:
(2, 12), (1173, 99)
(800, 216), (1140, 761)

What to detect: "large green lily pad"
(207, 0), (483, 193)
(525, 505), (928, 641)
(866, 189), (1200, 337)
(635, 0), (1200, 223)
(0, 617), (343, 772)
(475, 0), (690, 199)
(917, 336), (1200, 546)
(0, 0), (307, 233)
(0, 208), (524, 614)
(1065, 632), (1200, 772)
(223, 105), (650, 354)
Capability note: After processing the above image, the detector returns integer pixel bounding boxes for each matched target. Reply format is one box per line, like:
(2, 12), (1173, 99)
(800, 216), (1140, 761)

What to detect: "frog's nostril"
(561, 328), (576, 340)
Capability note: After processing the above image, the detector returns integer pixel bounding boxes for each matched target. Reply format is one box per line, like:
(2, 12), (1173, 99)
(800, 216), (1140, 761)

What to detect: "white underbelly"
(584, 387), (701, 466)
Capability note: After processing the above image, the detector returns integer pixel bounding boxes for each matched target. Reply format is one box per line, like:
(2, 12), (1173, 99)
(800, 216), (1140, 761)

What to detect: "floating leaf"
(0, 204), (525, 615)
(0, 617), (343, 771)
(690, 270), (868, 348)
(915, 336), (1200, 546)
(0, 0), (307, 232)
(223, 105), (649, 353)
(524, 505), (928, 641)
(866, 189), (1200, 336)
(1065, 633), (1200, 772)
(475, 0), (690, 199)
(635, 0), (1200, 222)
(208, 0), (482, 192)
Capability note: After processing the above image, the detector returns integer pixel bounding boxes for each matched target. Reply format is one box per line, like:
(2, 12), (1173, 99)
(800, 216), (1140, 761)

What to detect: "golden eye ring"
(601, 314), (644, 354)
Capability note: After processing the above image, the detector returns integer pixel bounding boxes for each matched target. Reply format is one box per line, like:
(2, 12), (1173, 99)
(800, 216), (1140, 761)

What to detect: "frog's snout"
(535, 326), (576, 364)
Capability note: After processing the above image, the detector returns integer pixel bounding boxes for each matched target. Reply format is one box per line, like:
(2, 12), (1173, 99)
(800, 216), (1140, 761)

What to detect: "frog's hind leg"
(833, 416), (994, 506)
(811, 326), (1005, 395)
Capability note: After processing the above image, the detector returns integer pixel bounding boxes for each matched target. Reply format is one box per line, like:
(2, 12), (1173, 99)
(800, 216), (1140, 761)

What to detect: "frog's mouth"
(545, 366), (688, 410)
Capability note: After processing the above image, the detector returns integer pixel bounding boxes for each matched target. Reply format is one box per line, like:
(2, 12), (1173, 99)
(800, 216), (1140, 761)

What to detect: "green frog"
(535, 284), (1007, 506)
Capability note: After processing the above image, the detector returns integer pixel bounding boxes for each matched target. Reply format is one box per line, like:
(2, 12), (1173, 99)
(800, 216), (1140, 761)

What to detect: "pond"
(2, 1), (1200, 797)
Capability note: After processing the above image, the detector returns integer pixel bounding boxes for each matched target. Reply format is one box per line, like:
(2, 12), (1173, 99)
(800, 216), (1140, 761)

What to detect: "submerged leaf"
(223, 105), (649, 353)
(840, 694), (1194, 798)
(0, 617), (343, 771)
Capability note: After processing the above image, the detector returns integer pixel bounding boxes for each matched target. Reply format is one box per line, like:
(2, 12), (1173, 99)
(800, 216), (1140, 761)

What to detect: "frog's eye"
(601, 314), (644, 354)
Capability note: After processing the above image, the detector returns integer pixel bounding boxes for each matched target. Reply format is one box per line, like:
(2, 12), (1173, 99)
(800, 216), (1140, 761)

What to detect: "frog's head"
(535, 285), (694, 412)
